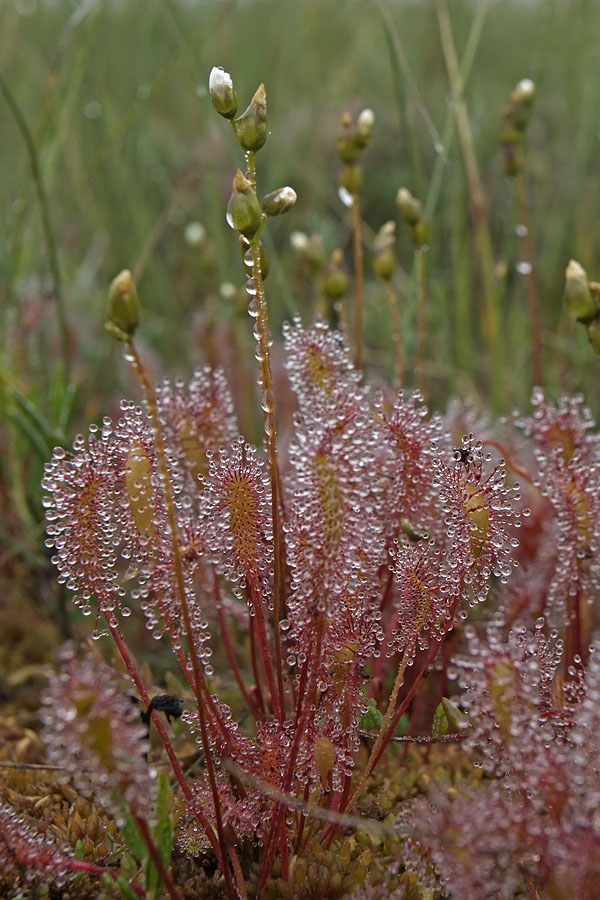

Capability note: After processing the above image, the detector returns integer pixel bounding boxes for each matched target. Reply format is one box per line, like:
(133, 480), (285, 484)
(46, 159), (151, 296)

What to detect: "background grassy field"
(1, 0), (600, 569)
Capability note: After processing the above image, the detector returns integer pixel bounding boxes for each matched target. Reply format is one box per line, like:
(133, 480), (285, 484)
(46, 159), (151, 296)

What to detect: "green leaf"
(359, 697), (383, 731)
(441, 697), (471, 734)
(432, 702), (449, 738)
(116, 876), (140, 900)
(146, 772), (173, 896)
(119, 810), (146, 864)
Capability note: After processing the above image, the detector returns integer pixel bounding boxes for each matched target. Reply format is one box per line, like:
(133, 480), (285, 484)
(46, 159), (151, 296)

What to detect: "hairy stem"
(246, 150), (286, 720)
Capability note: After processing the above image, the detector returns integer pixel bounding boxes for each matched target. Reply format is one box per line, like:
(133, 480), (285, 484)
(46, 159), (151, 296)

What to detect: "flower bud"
(396, 187), (422, 226)
(262, 185), (297, 217)
(373, 250), (395, 281)
(322, 249), (348, 299)
(512, 77), (535, 106)
(564, 259), (597, 324)
(208, 67), (238, 119)
(411, 219), (430, 249)
(236, 83), (267, 152)
(226, 170), (261, 238)
(355, 108), (375, 148)
(373, 221), (396, 280)
(397, 188), (429, 248)
(290, 230), (310, 252)
(337, 112), (360, 164)
(105, 269), (140, 341)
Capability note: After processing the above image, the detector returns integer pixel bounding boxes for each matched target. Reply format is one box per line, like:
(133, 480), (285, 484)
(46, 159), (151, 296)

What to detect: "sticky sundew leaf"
(314, 452), (344, 555)
(41, 649), (156, 824)
(283, 317), (362, 414)
(125, 442), (155, 538)
(156, 368), (240, 487)
(201, 437), (272, 592)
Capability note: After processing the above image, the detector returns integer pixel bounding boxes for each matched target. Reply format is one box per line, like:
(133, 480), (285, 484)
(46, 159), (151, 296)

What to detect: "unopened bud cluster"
(564, 259), (600, 354)
(500, 77), (536, 177)
(337, 108), (375, 197)
(396, 187), (429, 248)
(210, 68), (296, 244)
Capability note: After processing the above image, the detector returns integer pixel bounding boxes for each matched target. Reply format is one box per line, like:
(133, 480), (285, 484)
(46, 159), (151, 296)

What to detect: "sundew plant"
(4, 63), (600, 900)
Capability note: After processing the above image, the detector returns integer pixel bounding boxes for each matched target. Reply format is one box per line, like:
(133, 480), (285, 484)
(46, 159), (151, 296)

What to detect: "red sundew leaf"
(41, 647), (156, 824)
(283, 316), (362, 415)
(201, 437), (272, 596)
(156, 367), (239, 488)
(0, 800), (71, 883)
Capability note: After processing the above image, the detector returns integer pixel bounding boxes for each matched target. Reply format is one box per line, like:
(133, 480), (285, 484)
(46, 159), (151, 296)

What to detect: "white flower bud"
(208, 66), (237, 118)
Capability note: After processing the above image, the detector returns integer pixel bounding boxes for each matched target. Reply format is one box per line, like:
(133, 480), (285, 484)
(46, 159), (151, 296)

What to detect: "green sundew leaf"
(119, 810), (146, 864)
(360, 698), (383, 732)
(146, 772), (173, 895)
(432, 702), (449, 739)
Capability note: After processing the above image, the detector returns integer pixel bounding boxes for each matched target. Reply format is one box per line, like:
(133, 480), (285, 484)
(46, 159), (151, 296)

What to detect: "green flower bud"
(208, 66), (238, 118)
(235, 83), (267, 152)
(397, 188), (429, 247)
(226, 170), (261, 238)
(105, 269), (140, 341)
(355, 108), (375, 148)
(373, 221), (396, 280)
(396, 187), (422, 226)
(373, 250), (395, 281)
(337, 112), (361, 164)
(262, 186), (297, 217)
(564, 259), (597, 324)
(322, 249), (348, 299)
(411, 219), (430, 249)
